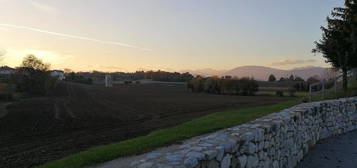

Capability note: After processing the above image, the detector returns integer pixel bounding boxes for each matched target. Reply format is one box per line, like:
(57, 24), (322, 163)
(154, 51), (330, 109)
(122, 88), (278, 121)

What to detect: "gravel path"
(297, 130), (357, 168)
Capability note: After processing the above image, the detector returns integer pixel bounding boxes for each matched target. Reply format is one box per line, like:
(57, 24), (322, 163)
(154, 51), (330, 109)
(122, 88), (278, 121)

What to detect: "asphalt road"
(297, 130), (357, 168)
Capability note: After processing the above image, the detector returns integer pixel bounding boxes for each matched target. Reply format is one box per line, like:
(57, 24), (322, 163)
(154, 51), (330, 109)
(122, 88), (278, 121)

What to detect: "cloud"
(0, 24), (152, 51)
(270, 59), (316, 66)
(30, 1), (57, 14)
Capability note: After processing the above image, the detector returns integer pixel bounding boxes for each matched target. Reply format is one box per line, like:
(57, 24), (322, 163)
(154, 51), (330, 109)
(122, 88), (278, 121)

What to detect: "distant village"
(0, 66), (65, 80)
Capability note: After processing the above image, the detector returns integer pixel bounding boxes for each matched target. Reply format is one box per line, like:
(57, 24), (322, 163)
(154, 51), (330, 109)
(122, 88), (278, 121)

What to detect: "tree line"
(68, 70), (194, 83)
(267, 73), (334, 91)
(187, 76), (259, 96)
(268, 74), (305, 82)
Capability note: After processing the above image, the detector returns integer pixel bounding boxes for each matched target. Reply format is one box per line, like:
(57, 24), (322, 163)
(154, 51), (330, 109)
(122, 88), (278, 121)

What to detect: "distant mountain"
(287, 66), (328, 79)
(181, 68), (226, 77)
(183, 66), (330, 81)
(222, 66), (329, 81)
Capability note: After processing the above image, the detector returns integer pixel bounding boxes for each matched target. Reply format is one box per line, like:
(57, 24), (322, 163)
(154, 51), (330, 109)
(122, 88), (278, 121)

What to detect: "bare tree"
(12, 55), (56, 95)
(21, 54), (50, 71)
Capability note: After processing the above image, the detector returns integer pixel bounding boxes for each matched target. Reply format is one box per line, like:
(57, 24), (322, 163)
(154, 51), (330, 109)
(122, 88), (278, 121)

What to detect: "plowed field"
(0, 82), (290, 168)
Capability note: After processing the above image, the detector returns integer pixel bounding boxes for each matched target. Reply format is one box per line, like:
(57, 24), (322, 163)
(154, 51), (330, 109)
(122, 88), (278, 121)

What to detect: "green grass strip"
(37, 99), (301, 168)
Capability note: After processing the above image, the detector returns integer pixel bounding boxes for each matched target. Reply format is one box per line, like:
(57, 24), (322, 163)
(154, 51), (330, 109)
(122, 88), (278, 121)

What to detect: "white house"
(105, 74), (113, 87)
(50, 70), (65, 80)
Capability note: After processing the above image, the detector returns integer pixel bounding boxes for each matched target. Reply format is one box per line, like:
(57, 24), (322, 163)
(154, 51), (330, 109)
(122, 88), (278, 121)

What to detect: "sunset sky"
(0, 0), (343, 72)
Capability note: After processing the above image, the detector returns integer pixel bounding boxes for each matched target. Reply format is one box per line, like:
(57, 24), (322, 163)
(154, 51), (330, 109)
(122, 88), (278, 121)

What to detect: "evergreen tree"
(313, 0), (357, 91)
(279, 77), (285, 82)
(294, 76), (304, 82)
(289, 75), (295, 81)
(268, 74), (276, 82)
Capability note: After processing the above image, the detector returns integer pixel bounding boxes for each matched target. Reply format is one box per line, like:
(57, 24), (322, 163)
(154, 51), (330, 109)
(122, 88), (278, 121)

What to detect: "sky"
(0, 0), (344, 72)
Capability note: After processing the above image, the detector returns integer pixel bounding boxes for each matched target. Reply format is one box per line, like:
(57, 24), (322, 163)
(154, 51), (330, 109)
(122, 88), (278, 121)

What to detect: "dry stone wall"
(130, 97), (357, 168)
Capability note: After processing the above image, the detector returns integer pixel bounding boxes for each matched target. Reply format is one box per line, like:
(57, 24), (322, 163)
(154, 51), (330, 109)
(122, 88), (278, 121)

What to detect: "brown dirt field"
(0, 82), (291, 168)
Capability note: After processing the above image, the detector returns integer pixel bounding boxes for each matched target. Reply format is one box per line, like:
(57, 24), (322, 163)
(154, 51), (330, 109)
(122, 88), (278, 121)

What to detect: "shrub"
(0, 92), (13, 101)
(0, 83), (14, 101)
(11, 68), (57, 96)
(288, 87), (296, 97)
(268, 74), (276, 82)
(230, 79), (241, 95)
(10, 55), (57, 96)
(293, 82), (308, 92)
(189, 76), (258, 96)
(276, 90), (284, 97)
(190, 76), (205, 92)
(187, 82), (194, 92)
(203, 77), (221, 94)
(240, 77), (259, 95)
(124, 81), (132, 85)
(220, 77), (236, 94)
(65, 72), (93, 85)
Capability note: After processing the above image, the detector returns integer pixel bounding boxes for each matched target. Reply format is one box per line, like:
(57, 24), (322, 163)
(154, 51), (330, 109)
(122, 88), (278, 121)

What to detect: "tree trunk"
(342, 68), (348, 91)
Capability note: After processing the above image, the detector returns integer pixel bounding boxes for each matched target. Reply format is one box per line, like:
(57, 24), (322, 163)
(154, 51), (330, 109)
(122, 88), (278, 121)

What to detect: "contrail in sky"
(0, 24), (152, 51)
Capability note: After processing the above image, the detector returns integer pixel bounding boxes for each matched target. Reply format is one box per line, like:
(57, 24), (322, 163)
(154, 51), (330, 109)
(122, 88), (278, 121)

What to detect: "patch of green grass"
(309, 79), (357, 101)
(37, 99), (302, 168)
(256, 90), (308, 97)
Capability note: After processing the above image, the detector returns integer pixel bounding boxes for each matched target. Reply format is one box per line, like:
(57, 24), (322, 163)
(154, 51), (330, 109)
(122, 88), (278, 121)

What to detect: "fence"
(309, 68), (357, 102)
